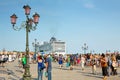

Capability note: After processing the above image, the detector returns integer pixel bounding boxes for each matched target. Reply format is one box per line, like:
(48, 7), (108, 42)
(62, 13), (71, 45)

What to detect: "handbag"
(112, 61), (116, 67)
(66, 62), (70, 67)
(44, 71), (48, 77)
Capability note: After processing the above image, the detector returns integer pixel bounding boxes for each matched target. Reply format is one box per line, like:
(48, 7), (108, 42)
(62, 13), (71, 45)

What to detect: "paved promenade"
(0, 59), (120, 80)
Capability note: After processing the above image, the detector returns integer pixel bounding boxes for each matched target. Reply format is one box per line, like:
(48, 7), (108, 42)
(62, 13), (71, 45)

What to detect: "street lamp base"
(22, 64), (31, 80)
(23, 74), (31, 80)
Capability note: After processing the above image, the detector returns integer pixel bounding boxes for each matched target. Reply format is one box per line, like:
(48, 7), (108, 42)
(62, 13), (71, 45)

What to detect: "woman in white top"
(8, 54), (12, 62)
(81, 55), (85, 70)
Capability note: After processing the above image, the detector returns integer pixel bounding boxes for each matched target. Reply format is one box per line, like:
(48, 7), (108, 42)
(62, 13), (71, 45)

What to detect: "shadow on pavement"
(77, 70), (103, 79)
(7, 69), (21, 79)
(16, 69), (23, 73)
(0, 70), (8, 74)
(8, 76), (17, 80)
(19, 78), (37, 80)
(0, 68), (7, 80)
(83, 74), (103, 79)
(0, 77), (5, 80)
(31, 78), (37, 80)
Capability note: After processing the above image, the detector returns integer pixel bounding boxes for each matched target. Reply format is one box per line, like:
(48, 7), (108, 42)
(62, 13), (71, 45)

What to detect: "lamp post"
(82, 43), (88, 54)
(32, 39), (39, 61)
(2, 48), (6, 54)
(90, 50), (95, 54)
(10, 5), (40, 80)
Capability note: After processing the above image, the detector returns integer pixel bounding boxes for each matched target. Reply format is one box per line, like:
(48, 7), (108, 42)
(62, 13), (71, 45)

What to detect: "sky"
(0, 0), (120, 54)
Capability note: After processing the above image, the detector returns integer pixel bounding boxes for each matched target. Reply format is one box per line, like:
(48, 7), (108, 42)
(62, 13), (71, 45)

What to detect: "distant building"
(38, 37), (66, 55)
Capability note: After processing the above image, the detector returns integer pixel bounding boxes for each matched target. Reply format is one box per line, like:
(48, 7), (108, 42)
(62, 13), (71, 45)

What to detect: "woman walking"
(91, 55), (97, 74)
(101, 53), (108, 80)
(37, 54), (45, 80)
(111, 54), (117, 75)
(81, 55), (85, 71)
(58, 54), (63, 69)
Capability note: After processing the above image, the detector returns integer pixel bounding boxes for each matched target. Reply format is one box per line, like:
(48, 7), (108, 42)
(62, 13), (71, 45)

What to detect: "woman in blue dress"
(58, 55), (63, 69)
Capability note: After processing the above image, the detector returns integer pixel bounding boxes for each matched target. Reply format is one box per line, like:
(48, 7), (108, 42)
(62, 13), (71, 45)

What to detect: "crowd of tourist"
(38, 52), (119, 80)
(52, 52), (120, 80)
(0, 52), (17, 67)
(1, 51), (120, 80)
(25, 52), (119, 80)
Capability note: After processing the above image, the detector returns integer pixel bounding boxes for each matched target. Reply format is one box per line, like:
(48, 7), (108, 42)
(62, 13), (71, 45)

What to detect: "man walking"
(45, 54), (52, 80)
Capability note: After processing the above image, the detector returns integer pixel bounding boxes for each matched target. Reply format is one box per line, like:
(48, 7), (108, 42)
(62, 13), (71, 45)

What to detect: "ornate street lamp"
(32, 39), (39, 61)
(90, 50), (95, 54)
(10, 5), (40, 80)
(10, 14), (17, 26)
(23, 5), (31, 15)
(82, 43), (88, 54)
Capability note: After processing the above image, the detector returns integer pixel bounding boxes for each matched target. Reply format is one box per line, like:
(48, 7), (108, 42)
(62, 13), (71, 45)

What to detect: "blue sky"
(0, 0), (120, 53)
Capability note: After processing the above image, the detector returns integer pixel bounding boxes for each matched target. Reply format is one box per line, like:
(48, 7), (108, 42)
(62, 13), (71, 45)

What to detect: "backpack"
(38, 60), (46, 70)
